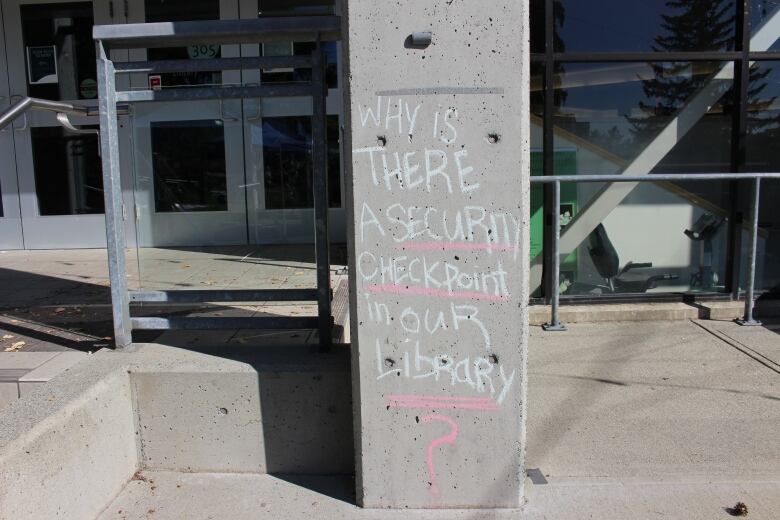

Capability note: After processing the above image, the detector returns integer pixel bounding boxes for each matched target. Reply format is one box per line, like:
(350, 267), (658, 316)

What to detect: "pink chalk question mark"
(420, 414), (459, 499)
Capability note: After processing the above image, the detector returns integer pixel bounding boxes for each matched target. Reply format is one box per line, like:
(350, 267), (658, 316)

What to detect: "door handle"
(9, 95), (28, 132)
(246, 100), (263, 122)
(243, 83), (263, 122)
(219, 99), (238, 122)
(0, 96), (6, 133)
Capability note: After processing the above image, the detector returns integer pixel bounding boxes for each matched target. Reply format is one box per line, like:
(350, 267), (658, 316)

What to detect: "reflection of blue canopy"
(258, 120), (311, 152)
(324, 41), (338, 63)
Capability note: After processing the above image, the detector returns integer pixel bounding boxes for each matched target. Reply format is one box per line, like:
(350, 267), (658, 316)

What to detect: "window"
(144, 0), (222, 87)
(529, 0), (780, 298)
(258, 0), (338, 88)
(151, 120), (228, 212)
(21, 2), (96, 101)
(31, 126), (103, 215)
(262, 115), (341, 209)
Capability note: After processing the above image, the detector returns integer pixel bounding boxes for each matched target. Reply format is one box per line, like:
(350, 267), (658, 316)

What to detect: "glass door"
(128, 0), (247, 247)
(2, 0), (120, 248)
(127, 0), (346, 247)
(242, 0), (346, 244)
(0, 2), (24, 250)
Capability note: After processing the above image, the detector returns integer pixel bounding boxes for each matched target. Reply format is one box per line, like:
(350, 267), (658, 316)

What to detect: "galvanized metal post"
(543, 180), (567, 331)
(737, 177), (762, 326)
(97, 43), (132, 347)
(311, 41), (332, 348)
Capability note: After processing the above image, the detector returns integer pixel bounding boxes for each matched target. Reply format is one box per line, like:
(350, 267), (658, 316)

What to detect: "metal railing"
(0, 96), (130, 132)
(93, 16), (339, 349)
(531, 172), (780, 331)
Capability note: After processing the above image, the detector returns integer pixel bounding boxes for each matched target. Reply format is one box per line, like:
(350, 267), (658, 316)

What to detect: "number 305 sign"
(187, 44), (219, 59)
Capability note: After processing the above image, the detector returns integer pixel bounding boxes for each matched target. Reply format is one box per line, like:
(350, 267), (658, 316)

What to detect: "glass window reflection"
(144, 0), (222, 87)
(151, 120), (228, 212)
(261, 41), (338, 88)
(745, 61), (780, 292)
(31, 126), (103, 215)
(552, 61), (733, 172)
(21, 2), (96, 101)
(530, 0), (545, 54)
(554, 0), (737, 53)
(547, 61), (736, 296)
(752, 0), (780, 51)
(258, 0), (338, 88)
(262, 116), (340, 210)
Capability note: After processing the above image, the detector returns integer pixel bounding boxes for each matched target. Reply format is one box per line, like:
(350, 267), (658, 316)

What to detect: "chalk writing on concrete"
(353, 95), (519, 499)
(420, 414), (459, 500)
(387, 394), (498, 412)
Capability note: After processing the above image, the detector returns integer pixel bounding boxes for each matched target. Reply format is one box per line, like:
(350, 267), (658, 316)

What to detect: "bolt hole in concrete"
(404, 31), (432, 49)
(218, 407), (228, 415)
(487, 133), (501, 144)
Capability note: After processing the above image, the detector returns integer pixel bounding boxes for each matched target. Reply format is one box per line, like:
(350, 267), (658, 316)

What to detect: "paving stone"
(0, 352), (58, 370)
(19, 352), (87, 383)
(0, 381), (19, 410)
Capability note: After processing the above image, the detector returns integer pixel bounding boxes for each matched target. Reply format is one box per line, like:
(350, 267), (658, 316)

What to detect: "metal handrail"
(531, 172), (780, 331)
(0, 96), (129, 131)
(531, 173), (780, 183)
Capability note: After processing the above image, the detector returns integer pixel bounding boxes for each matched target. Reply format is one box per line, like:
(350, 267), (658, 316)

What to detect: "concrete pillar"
(342, 0), (530, 509)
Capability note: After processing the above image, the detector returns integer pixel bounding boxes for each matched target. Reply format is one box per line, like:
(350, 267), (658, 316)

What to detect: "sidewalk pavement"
(99, 319), (779, 519)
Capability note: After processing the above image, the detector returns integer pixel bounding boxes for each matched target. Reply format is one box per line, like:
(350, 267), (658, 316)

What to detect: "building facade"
(0, 0), (344, 251)
(0, 0), (777, 300)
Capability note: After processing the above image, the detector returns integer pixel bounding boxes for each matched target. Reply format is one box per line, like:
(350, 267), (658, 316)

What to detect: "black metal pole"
(727, 0), (751, 300)
(542, 0), (555, 304)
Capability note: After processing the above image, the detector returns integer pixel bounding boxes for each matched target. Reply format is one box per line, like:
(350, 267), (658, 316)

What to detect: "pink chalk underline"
(388, 394), (498, 411)
(397, 241), (519, 252)
(366, 284), (509, 302)
(389, 395), (492, 402)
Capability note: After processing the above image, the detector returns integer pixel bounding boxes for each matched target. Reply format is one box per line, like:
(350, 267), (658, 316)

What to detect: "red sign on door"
(149, 75), (162, 90)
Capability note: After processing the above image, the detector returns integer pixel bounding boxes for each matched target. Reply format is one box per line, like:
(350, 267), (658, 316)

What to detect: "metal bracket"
(57, 112), (100, 156)
(56, 112), (98, 136)
(542, 322), (568, 332)
(9, 95), (28, 132)
(736, 318), (763, 326)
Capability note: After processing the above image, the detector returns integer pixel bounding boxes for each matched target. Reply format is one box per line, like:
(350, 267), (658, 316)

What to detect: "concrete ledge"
(0, 368), (137, 520)
(0, 344), (353, 519)
(693, 301), (745, 321)
(530, 302), (698, 325)
(530, 299), (780, 325)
